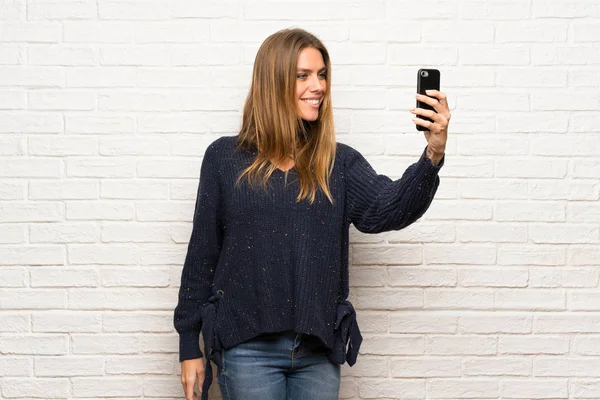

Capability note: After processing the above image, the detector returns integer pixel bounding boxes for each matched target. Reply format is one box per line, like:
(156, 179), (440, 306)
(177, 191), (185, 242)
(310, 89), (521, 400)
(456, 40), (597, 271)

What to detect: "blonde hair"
(236, 28), (336, 204)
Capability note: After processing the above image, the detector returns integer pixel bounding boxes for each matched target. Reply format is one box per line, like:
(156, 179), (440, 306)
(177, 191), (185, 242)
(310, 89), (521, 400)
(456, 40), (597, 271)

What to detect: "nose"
(310, 74), (323, 92)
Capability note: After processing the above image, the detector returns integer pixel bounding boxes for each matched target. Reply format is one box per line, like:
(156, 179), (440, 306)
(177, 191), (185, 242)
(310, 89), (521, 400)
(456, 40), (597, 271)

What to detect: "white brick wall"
(0, 0), (599, 399)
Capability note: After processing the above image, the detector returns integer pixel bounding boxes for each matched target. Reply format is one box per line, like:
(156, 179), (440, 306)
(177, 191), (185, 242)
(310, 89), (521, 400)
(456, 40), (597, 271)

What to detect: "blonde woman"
(174, 28), (450, 400)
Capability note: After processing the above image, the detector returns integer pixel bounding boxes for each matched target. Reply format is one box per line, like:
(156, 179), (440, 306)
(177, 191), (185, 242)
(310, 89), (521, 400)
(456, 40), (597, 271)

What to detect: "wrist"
(426, 146), (445, 166)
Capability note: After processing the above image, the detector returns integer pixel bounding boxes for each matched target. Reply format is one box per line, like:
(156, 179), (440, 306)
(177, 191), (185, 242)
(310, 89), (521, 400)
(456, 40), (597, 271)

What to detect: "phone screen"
(416, 69), (441, 131)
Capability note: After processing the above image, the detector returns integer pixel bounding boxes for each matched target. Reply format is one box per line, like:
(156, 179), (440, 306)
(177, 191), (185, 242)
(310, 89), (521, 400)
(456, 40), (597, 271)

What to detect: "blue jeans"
(217, 330), (341, 400)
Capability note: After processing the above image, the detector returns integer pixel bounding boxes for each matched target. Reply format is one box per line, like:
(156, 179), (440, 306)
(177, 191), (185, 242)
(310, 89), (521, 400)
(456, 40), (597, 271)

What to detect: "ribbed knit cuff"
(179, 331), (203, 362)
(413, 146), (444, 184)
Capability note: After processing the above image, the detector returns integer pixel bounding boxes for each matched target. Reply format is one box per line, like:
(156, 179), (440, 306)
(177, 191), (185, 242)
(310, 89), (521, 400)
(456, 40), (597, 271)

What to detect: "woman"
(174, 28), (450, 400)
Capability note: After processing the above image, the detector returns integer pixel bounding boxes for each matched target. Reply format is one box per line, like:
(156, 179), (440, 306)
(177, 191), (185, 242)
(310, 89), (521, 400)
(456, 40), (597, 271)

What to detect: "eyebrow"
(297, 67), (327, 72)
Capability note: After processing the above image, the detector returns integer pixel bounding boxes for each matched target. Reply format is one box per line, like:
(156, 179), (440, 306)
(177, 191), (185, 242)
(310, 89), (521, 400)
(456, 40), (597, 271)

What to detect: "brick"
(102, 312), (173, 333)
(63, 21), (133, 43)
(67, 158), (135, 178)
(389, 266), (456, 287)
(172, 89), (245, 111)
(0, 267), (27, 287)
(496, 202), (565, 222)
(391, 313), (458, 334)
(428, 379), (499, 398)
(0, 335), (68, 355)
(426, 289), (495, 309)
(30, 267), (100, 288)
(495, 289), (565, 311)
(535, 358), (600, 377)
(458, 267), (528, 287)
(349, 267), (386, 287)
(464, 357), (531, 376)
(98, 92), (169, 111)
(0, 43), (24, 65)
(67, 67), (137, 88)
(387, 222), (456, 243)
(497, 67), (567, 88)
(0, 314), (30, 332)
(0, 378), (70, 398)
(101, 223), (170, 243)
(68, 288), (177, 310)
(460, 314), (532, 334)
(500, 379), (568, 398)
(354, 288), (423, 310)
(352, 245), (422, 265)
(532, 267), (599, 288)
(535, 315), (600, 333)
(66, 115), (134, 134)
(66, 201), (134, 221)
(0, 159), (62, 178)
(529, 179), (600, 201)
(0, 90), (26, 110)
(391, 357), (461, 378)
(29, 180), (99, 200)
(98, 0), (170, 20)
(424, 244), (497, 265)
(499, 336), (569, 355)
(533, 0), (600, 18)
(28, 90), (95, 110)
(30, 222), (98, 243)
(570, 246), (600, 266)
(27, 136), (98, 156)
(32, 312), (101, 333)
(0, 67), (64, 87)
(573, 337), (600, 356)
(0, 245), (64, 265)
(101, 180), (169, 200)
(457, 223), (527, 242)
(27, 44), (94, 66)
(99, 137), (170, 156)
(105, 355), (174, 374)
(569, 292), (600, 311)
(497, 22), (568, 43)
(341, 356), (388, 378)
(172, 44), (241, 66)
(0, 289), (66, 309)
(424, 200), (493, 221)
(460, 45), (529, 65)
(0, 224), (26, 243)
(72, 334), (142, 354)
(442, 158), (494, 178)
(71, 377), (142, 397)
(34, 356), (103, 377)
(357, 378), (425, 399)
(530, 224), (599, 244)
(135, 201), (194, 221)
(360, 335), (425, 356)
(0, 357), (30, 377)
(134, 20), (209, 43)
(389, 44), (457, 66)
(0, 181), (25, 200)
(68, 244), (137, 265)
(27, 0), (96, 20)
(100, 266), (170, 287)
(428, 335), (497, 356)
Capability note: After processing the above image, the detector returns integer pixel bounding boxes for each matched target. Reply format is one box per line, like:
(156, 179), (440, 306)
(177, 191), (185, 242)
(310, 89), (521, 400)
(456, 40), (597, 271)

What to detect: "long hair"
(236, 28), (336, 204)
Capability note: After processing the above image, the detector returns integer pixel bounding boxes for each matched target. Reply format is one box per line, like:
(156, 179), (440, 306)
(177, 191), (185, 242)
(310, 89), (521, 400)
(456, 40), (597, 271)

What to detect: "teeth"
(302, 99), (320, 105)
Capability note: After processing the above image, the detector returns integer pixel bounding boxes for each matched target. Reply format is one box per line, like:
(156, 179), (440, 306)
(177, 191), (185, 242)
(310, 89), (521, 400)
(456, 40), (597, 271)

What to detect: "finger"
(415, 93), (443, 113)
(410, 107), (445, 124)
(185, 379), (196, 400)
(423, 90), (448, 105)
(412, 117), (433, 131)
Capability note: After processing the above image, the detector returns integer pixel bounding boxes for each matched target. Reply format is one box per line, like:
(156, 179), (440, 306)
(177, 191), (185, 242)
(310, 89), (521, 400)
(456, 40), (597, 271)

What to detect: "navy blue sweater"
(174, 135), (443, 397)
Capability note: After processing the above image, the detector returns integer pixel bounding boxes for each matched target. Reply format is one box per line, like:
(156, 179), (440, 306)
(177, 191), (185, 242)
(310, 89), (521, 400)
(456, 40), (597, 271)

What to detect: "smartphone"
(416, 68), (441, 131)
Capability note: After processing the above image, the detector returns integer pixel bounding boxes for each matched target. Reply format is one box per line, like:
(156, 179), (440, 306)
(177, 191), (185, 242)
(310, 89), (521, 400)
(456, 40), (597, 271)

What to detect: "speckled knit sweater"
(174, 135), (444, 398)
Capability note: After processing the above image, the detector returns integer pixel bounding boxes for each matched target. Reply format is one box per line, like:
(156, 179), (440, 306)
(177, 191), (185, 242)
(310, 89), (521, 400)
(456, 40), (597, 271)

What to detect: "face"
(296, 47), (327, 122)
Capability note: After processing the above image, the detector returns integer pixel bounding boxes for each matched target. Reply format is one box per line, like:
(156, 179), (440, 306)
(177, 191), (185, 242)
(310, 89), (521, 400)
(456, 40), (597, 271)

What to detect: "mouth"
(300, 98), (322, 108)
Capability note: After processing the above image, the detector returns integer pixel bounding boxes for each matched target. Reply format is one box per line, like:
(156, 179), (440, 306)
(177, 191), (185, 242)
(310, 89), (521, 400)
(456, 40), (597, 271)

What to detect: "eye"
(296, 74), (307, 79)
(319, 73), (327, 79)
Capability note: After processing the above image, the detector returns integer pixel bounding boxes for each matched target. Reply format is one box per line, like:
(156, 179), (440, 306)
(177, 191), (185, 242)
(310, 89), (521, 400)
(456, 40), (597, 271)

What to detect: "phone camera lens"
(421, 71), (429, 78)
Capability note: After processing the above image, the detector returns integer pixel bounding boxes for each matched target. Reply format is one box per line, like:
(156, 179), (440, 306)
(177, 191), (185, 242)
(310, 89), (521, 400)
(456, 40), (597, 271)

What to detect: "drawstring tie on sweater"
(199, 290), (223, 400)
(329, 299), (362, 366)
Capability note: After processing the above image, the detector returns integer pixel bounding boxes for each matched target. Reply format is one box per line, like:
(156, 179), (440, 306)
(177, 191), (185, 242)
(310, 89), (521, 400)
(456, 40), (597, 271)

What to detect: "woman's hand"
(181, 358), (205, 400)
(410, 90), (451, 165)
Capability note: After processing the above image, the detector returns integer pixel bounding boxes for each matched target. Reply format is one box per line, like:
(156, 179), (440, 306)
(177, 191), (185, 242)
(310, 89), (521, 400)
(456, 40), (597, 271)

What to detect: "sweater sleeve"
(344, 144), (444, 234)
(174, 139), (223, 362)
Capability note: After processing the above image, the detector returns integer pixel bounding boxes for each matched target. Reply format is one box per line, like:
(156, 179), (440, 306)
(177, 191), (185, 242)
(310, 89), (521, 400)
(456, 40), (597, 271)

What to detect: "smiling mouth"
(301, 98), (321, 105)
